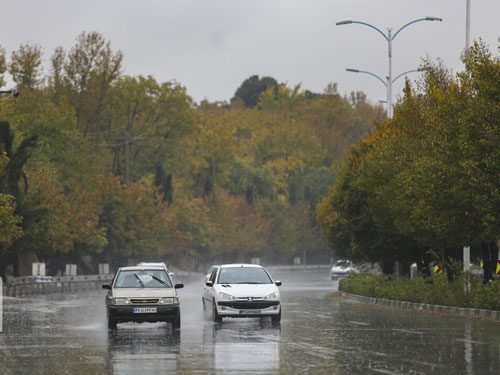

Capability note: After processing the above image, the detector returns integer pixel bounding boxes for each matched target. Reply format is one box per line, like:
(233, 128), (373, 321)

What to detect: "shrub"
(339, 273), (499, 311)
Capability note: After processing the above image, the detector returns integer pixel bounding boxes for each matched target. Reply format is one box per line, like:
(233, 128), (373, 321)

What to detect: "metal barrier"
(3, 274), (114, 297)
(266, 264), (331, 271)
(2, 271), (204, 298)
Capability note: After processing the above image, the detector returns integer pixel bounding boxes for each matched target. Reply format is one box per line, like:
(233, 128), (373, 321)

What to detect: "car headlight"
(263, 292), (279, 300)
(113, 298), (130, 305)
(159, 297), (178, 304)
(219, 292), (235, 301)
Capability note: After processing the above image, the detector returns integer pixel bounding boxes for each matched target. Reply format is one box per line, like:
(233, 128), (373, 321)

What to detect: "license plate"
(239, 309), (261, 315)
(133, 307), (157, 314)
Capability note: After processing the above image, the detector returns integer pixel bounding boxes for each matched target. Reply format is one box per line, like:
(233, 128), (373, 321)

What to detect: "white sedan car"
(202, 264), (282, 324)
(330, 260), (359, 280)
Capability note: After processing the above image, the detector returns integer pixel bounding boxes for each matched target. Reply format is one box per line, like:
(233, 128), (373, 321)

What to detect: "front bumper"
(108, 304), (179, 323)
(217, 300), (280, 317)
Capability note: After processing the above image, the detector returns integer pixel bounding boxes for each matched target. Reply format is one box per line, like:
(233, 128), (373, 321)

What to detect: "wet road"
(1, 271), (499, 374)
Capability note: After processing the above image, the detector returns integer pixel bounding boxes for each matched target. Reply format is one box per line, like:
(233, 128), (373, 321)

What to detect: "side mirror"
(275, 281), (282, 286)
(102, 284), (111, 290)
(174, 283), (184, 289)
(206, 281), (213, 287)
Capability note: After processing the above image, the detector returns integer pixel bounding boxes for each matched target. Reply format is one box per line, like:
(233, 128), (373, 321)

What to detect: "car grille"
(130, 298), (159, 304)
(218, 300), (279, 309)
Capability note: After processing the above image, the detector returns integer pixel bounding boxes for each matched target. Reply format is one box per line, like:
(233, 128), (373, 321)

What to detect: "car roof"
(219, 263), (263, 269)
(119, 266), (165, 271)
(137, 262), (167, 267)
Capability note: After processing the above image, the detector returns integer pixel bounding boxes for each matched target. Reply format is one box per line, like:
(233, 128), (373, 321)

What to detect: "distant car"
(102, 265), (184, 330)
(330, 260), (359, 280)
(202, 264), (282, 324)
(137, 262), (175, 277)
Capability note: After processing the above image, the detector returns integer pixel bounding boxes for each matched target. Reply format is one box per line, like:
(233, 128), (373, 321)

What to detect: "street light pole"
(465, 0), (471, 49)
(387, 28), (393, 117)
(336, 17), (442, 118)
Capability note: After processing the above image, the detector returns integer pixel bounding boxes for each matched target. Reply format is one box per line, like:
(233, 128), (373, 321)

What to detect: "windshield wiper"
(134, 273), (145, 288)
(148, 274), (170, 287)
(237, 281), (265, 284)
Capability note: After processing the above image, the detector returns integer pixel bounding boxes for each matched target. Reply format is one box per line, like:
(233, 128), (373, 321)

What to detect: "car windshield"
(335, 260), (352, 268)
(114, 269), (172, 288)
(217, 267), (272, 284)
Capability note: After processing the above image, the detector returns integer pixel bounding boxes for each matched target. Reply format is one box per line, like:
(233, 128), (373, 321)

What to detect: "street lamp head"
(425, 16), (443, 22)
(346, 68), (360, 73)
(336, 20), (352, 26)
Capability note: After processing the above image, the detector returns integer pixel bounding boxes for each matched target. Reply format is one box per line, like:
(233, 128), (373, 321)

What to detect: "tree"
(0, 46), (7, 88)
(233, 75), (278, 108)
(0, 153), (22, 277)
(9, 44), (43, 90)
(0, 121), (38, 275)
(318, 42), (499, 275)
(108, 76), (193, 184)
(58, 31), (123, 137)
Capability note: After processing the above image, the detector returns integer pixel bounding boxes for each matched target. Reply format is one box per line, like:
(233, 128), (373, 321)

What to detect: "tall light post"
(465, 0), (471, 49)
(336, 17), (442, 118)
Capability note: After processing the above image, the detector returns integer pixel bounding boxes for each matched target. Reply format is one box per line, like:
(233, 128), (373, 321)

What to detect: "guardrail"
(2, 271), (204, 298)
(3, 274), (114, 297)
(266, 264), (331, 271)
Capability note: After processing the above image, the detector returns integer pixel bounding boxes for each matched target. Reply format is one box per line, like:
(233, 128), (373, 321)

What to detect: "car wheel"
(108, 316), (117, 330)
(213, 299), (222, 323)
(271, 309), (281, 325)
(172, 309), (181, 330)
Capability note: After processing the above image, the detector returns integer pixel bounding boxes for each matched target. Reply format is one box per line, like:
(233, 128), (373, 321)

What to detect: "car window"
(209, 268), (218, 283)
(217, 267), (272, 284)
(114, 269), (172, 288)
(206, 267), (215, 281)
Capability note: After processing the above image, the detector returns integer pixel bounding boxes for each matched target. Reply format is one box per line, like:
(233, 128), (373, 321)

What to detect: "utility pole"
(465, 0), (471, 50)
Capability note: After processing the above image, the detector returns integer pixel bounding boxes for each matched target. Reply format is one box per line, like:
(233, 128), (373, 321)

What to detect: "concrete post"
(65, 264), (77, 276)
(410, 263), (418, 279)
(98, 263), (110, 275)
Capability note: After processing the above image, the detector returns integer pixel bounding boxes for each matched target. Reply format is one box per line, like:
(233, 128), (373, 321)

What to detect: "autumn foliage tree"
(0, 31), (384, 275)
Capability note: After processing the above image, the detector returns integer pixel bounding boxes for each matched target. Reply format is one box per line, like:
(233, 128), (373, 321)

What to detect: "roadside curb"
(341, 292), (500, 321)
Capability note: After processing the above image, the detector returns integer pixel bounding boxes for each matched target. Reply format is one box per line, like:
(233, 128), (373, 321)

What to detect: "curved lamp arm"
(346, 68), (387, 87)
(336, 20), (388, 41)
(392, 17), (442, 40)
(392, 69), (424, 83)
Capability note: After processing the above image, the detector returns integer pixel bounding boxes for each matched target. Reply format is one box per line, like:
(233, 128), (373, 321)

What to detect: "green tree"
(9, 44), (43, 91)
(58, 31), (123, 137)
(233, 75), (278, 108)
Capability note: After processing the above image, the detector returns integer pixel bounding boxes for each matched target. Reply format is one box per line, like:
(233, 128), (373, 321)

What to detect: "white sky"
(1, 0), (499, 104)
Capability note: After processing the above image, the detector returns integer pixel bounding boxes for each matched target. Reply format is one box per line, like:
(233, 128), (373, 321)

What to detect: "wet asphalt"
(0, 271), (499, 374)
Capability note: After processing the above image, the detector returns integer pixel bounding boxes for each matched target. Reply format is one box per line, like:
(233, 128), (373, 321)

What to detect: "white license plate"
(239, 309), (261, 315)
(133, 307), (157, 314)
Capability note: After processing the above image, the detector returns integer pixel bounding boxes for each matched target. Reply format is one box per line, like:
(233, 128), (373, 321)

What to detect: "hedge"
(339, 273), (499, 311)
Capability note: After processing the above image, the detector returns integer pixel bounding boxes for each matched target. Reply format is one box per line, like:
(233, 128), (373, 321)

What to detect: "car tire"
(213, 299), (222, 323)
(108, 316), (117, 330)
(172, 310), (181, 330)
(271, 309), (281, 325)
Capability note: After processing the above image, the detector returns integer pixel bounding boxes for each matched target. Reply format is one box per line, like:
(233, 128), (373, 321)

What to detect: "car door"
(204, 267), (219, 308)
(203, 267), (214, 304)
